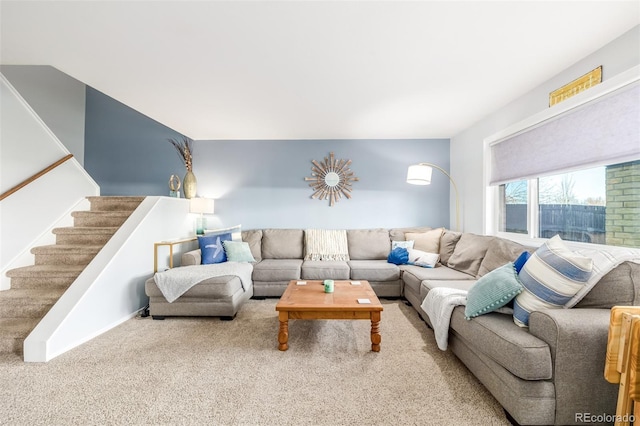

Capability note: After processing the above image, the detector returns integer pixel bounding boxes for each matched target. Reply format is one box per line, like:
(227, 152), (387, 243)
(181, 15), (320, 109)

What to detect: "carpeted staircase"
(0, 196), (144, 356)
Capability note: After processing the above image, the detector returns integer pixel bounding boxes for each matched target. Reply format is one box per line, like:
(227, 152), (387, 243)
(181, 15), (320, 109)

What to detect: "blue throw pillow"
(198, 232), (232, 264)
(513, 251), (530, 274)
(387, 247), (409, 265)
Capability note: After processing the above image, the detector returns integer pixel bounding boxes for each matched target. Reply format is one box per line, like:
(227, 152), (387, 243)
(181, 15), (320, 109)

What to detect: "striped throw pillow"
(513, 235), (593, 327)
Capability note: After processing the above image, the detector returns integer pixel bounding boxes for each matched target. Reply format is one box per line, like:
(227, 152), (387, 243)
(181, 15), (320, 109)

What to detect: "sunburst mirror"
(304, 152), (359, 206)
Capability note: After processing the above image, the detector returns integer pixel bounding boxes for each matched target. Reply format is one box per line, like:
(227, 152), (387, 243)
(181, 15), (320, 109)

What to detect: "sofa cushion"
(347, 229), (390, 260)
(241, 229), (263, 262)
(465, 262), (523, 319)
(401, 264), (476, 282)
(514, 235), (593, 327)
(576, 261), (640, 308)
(389, 226), (432, 242)
(145, 275), (243, 299)
(566, 247), (640, 308)
(439, 230), (462, 265)
(447, 233), (495, 277)
(261, 229), (304, 259)
(252, 259), (302, 281)
(405, 228), (444, 253)
(420, 279), (476, 302)
(301, 261), (350, 280)
(477, 238), (534, 277)
(450, 307), (553, 381)
(349, 260), (400, 281)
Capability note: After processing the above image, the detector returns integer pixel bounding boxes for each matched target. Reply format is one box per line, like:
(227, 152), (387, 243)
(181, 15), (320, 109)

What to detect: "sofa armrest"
(529, 308), (617, 425)
(182, 249), (201, 266)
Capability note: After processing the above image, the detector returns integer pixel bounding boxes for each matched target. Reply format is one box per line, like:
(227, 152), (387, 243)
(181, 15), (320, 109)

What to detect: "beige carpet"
(0, 299), (511, 425)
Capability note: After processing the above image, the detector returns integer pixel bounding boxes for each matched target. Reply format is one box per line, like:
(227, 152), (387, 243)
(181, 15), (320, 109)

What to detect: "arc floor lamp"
(407, 163), (460, 231)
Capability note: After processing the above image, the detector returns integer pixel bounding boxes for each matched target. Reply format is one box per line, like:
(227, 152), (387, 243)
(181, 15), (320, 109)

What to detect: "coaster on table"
(351, 281), (361, 285)
(358, 298), (371, 304)
(296, 281), (307, 285)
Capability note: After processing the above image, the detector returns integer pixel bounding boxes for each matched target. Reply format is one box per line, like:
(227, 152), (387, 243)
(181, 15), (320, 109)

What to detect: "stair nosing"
(53, 227), (118, 234)
(6, 265), (85, 277)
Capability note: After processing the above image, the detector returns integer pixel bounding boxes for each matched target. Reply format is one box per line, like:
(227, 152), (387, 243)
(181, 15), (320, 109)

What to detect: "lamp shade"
(407, 164), (433, 185)
(189, 197), (214, 214)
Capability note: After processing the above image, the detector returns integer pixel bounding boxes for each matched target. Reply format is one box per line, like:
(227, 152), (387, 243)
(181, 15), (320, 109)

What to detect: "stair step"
(0, 288), (64, 318)
(31, 245), (102, 266)
(72, 210), (131, 227)
(0, 318), (40, 337)
(87, 196), (145, 212)
(5, 265), (83, 289)
(6, 264), (85, 278)
(53, 226), (118, 245)
(0, 318), (39, 355)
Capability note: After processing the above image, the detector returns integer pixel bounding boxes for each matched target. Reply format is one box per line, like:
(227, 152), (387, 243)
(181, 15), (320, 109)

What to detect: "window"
(488, 76), (639, 248)
(498, 161), (640, 247)
(499, 180), (528, 235)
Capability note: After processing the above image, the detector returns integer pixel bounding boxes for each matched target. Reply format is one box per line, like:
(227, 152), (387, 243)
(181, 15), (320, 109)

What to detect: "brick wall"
(606, 160), (640, 247)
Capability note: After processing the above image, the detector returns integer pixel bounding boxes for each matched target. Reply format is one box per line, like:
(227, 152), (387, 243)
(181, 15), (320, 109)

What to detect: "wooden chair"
(605, 306), (640, 425)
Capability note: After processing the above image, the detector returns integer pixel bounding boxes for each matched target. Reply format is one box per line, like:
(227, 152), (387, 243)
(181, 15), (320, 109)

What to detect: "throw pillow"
(439, 230), (462, 265)
(406, 228), (445, 253)
(465, 262), (523, 320)
(477, 238), (531, 277)
(222, 240), (256, 262)
(387, 247), (409, 265)
(198, 232), (232, 264)
(446, 233), (495, 277)
(392, 240), (415, 250)
(513, 251), (530, 274)
(513, 235), (593, 327)
(407, 248), (440, 268)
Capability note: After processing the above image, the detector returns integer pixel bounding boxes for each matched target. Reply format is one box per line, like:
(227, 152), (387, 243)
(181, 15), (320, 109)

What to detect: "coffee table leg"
(278, 311), (289, 351)
(371, 311), (381, 352)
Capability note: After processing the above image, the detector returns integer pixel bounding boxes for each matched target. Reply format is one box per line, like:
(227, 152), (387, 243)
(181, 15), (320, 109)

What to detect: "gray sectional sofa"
(145, 227), (640, 425)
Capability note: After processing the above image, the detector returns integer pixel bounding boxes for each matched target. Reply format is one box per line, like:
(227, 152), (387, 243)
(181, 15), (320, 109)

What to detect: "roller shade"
(490, 83), (640, 185)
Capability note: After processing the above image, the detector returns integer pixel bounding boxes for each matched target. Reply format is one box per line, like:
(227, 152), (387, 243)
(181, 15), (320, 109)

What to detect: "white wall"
(451, 25), (640, 234)
(0, 73), (98, 289)
(24, 197), (197, 362)
(0, 65), (87, 166)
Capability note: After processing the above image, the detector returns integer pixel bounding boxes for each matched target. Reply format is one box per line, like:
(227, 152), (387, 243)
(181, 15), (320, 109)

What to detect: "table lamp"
(189, 197), (215, 235)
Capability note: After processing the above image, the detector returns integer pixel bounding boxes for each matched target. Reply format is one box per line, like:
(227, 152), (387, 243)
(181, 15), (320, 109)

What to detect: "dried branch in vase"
(168, 137), (194, 172)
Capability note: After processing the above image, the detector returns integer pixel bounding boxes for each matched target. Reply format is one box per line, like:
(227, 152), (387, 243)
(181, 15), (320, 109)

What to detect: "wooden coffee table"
(275, 280), (383, 352)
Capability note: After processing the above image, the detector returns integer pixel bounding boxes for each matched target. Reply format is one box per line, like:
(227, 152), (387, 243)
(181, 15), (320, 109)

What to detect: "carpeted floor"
(0, 299), (511, 425)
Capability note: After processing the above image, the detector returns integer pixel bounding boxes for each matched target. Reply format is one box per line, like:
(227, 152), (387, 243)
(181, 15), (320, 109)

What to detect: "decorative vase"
(183, 170), (197, 199)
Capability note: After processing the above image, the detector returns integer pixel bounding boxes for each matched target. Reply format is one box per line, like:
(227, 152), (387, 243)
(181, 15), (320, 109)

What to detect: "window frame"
(484, 65), (640, 249)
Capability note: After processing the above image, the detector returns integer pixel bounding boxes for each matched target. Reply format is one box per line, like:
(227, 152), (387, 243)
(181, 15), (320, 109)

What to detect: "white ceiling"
(1, 1), (638, 140)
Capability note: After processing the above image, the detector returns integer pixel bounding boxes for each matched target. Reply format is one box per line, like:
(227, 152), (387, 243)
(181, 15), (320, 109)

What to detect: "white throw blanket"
(304, 229), (350, 261)
(421, 287), (468, 351)
(567, 246), (640, 308)
(154, 262), (253, 303)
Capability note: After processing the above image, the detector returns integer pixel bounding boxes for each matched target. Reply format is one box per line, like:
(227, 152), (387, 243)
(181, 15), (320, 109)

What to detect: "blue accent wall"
(192, 138), (450, 230)
(84, 87), (187, 196)
(84, 88), (451, 229)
